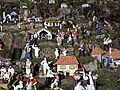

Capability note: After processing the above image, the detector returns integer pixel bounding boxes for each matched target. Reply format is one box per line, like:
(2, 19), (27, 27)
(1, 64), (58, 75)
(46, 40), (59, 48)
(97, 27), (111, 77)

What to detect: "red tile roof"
(91, 47), (103, 55)
(108, 49), (120, 59)
(106, 49), (120, 59)
(55, 56), (79, 65)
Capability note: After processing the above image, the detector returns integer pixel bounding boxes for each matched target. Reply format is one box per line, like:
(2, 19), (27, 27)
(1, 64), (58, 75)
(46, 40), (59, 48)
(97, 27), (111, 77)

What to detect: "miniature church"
(35, 28), (52, 40)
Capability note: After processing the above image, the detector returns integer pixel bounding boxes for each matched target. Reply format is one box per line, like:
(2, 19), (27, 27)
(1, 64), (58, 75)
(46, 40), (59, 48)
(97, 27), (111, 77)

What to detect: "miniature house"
(109, 49), (120, 59)
(106, 49), (120, 65)
(55, 56), (79, 76)
(44, 17), (60, 28)
(91, 47), (103, 62)
(36, 28), (52, 40)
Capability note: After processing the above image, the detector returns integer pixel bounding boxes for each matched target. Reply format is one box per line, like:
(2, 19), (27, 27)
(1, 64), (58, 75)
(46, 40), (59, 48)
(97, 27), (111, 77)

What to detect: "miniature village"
(0, 0), (120, 90)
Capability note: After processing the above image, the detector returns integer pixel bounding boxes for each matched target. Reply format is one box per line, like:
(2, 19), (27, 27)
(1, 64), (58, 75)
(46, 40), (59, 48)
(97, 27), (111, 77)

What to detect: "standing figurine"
(0, 67), (6, 77)
(79, 42), (84, 57)
(57, 35), (62, 46)
(45, 67), (55, 87)
(67, 35), (73, 46)
(8, 66), (14, 76)
(0, 22), (3, 31)
(51, 77), (59, 90)
(54, 48), (59, 59)
(12, 80), (23, 90)
(26, 73), (37, 90)
(32, 45), (40, 58)
(26, 59), (32, 75)
(87, 71), (98, 90)
(3, 72), (9, 83)
(74, 81), (87, 90)
(40, 58), (50, 75)
(95, 24), (100, 34)
(25, 44), (31, 60)
(62, 48), (68, 56)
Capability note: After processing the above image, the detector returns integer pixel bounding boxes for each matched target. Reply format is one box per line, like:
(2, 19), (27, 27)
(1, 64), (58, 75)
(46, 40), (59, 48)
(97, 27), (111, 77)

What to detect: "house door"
(66, 71), (70, 77)
(39, 31), (48, 40)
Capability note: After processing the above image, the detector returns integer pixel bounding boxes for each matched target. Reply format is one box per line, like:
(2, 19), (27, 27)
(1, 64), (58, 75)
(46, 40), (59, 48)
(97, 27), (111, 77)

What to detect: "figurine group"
(74, 68), (98, 90)
(54, 47), (68, 59)
(0, 66), (14, 83)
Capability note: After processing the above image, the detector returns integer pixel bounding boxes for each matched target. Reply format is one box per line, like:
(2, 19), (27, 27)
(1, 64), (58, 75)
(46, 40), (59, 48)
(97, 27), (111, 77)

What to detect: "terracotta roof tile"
(55, 56), (79, 65)
(91, 47), (103, 55)
(106, 49), (120, 59)
(108, 49), (120, 59)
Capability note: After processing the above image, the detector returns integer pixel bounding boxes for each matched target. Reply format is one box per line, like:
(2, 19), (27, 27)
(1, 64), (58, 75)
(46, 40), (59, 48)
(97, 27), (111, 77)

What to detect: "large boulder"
(2, 32), (14, 49)
(84, 59), (98, 71)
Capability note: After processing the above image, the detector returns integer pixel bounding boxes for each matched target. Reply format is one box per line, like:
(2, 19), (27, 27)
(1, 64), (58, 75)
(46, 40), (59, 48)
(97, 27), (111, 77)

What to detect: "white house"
(44, 17), (60, 28)
(36, 28), (52, 40)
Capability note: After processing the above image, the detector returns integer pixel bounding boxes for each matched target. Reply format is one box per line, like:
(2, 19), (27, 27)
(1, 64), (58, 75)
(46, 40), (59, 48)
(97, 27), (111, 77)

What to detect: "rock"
(95, 35), (101, 38)
(19, 31), (26, 35)
(5, 26), (18, 31)
(67, 48), (74, 55)
(40, 47), (54, 59)
(35, 23), (43, 28)
(2, 32), (14, 49)
(100, 34), (105, 38)
(61, 77), (74, 86)
(0, 50), (4, 58)
(13, 36), (23, 48)
(39, 41), (56, 47)
(0, 33), (5, 39)
(84, 59), (98, 71)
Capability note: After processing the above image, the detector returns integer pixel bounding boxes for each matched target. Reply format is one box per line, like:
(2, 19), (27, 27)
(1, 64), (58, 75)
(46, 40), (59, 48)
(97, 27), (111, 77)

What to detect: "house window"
(47, 23), (50, 26)
(60, 65), (66, 69)
(50, 23), (53, 26)
(69, 65), (75, 69)
(55, 22), (59, 26)
(55, 23), (57, 26)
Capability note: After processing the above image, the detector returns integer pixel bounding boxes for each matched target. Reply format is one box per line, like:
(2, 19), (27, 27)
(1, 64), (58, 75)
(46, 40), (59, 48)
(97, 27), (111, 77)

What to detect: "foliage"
(78, 56), (96, 64)
(20, 0), (33, 10)
(28, 1), (33, 10)
(96, 68), (120, 90)
(2, 0), (20, 8)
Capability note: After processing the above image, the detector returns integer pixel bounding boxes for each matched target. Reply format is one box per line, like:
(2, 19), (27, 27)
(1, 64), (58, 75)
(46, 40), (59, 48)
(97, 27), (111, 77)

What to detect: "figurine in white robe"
(51, 78), (59, 89)
(62, 48), (68, 56)
(0, 67), (7, 76)
(8, 66), (14, 76)
(41, 58), (50, 75)
(46, 67), (55, 87)
(87, 71), (98, 90)
(12, 80), (23, 90)
(54, 48), (59, 59)
(74, 82), (88, 90)
(26, 59), (32, 75)
(0, 22), (3, 31)
(32, 45), (40, 58)
(3, 72), (9, 82)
